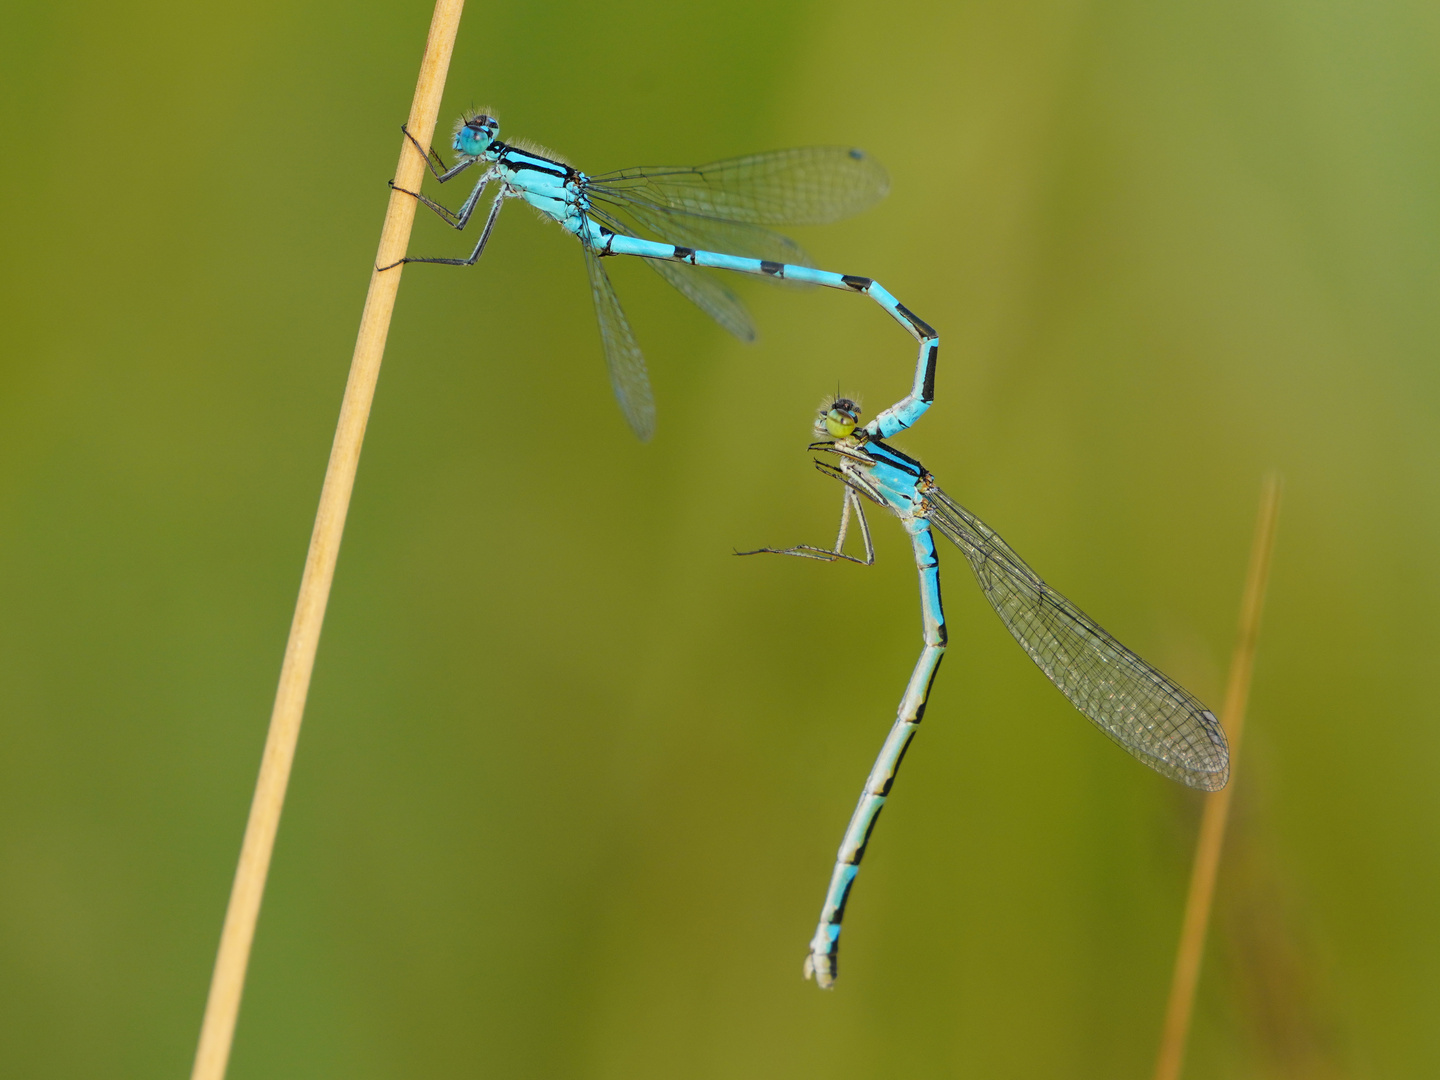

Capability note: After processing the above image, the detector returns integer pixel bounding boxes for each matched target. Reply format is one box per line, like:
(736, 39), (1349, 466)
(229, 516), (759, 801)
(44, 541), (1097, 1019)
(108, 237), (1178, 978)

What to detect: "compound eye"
(453, 114), (498, 156)
(824, 407), (858, 438)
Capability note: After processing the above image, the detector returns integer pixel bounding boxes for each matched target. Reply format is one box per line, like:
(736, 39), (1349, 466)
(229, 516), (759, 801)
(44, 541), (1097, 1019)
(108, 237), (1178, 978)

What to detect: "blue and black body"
(383, 112), (936, 441)
(744, 399), (1230, 989)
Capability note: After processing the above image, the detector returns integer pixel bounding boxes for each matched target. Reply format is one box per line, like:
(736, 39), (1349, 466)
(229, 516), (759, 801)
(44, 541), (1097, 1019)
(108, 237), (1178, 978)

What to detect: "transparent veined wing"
(643, 258), (756, 342)
(587, 146), (889, 226)
(586, 206), (756, 342)
(581, 235), (655, 441)
(924, 485), (1230, 791)
(588, 192), (812, 266)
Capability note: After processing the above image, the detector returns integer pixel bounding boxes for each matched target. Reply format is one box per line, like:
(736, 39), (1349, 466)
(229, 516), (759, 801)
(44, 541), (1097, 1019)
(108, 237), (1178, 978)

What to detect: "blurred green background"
(2, 0), (1437, 1076)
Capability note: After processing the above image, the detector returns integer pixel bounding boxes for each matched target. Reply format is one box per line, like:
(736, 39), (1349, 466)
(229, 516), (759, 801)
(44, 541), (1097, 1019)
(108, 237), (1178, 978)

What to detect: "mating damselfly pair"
(388, 110), (1229, 990)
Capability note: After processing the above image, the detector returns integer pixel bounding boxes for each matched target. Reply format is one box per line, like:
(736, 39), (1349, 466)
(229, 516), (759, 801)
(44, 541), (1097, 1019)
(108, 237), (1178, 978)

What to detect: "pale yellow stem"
(1152, 472), (1284, 1080)
(189, 5), (466, 1078)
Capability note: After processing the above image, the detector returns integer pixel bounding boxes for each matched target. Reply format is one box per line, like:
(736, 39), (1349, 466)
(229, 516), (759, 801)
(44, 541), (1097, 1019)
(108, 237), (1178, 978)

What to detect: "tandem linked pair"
(382, 110), (1230, 990)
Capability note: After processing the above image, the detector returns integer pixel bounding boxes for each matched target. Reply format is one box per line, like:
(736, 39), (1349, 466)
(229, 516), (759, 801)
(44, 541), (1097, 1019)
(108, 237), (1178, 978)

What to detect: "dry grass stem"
(188, 4), (466, 1077)
(1151, 472), (1284, 1080)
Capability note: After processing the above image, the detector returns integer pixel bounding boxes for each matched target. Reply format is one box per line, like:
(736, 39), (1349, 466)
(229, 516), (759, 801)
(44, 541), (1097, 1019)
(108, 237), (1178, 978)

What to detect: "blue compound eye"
(452, 113), (498, 157)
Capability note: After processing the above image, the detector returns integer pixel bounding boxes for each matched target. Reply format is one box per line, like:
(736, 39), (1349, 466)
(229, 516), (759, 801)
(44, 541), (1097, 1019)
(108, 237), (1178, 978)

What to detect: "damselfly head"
(820, 398), (862, 439)
(453, 111), (499, 157)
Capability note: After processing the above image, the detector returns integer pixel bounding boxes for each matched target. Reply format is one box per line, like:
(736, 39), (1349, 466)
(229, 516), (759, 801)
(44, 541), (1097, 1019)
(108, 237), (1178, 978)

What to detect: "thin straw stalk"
(189, 5), (466, 1078)
(1152, 472), (1284, 1080)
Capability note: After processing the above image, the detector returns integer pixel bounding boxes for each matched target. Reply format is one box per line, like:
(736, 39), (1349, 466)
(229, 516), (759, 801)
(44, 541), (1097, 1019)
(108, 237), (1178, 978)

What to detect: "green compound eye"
(824, 399), (861, 438)
(824, 410), (856, 438)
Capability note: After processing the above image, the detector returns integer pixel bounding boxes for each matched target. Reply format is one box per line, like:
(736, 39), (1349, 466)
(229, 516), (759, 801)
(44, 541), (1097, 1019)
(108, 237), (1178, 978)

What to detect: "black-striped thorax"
(854, 438), (931, 519)
(493, 141), (588, 216)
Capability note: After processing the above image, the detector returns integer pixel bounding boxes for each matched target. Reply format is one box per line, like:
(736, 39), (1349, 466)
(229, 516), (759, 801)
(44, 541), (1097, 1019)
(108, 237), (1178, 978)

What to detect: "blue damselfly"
(743, 399), (1230, 988)
(384, 112), (935, 441)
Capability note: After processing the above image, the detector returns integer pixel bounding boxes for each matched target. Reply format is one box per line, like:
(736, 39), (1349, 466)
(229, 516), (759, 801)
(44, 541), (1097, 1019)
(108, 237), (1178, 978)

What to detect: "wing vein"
(925, 485), (1229, 790)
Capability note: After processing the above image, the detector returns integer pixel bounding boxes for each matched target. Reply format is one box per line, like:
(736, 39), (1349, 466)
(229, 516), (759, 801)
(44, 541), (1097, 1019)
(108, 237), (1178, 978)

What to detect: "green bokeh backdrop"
(2, 0), (1437, 1076)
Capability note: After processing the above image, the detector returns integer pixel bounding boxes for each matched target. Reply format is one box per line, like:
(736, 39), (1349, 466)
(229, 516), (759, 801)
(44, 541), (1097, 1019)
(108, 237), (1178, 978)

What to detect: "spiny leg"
(382, 124), (496, 266)
(400, 122), (479, 183)
(804, 519), (947, 989)
(389, 167), (494, 230)
(736, 487), (874, 565)
(378, 189), (505, 272)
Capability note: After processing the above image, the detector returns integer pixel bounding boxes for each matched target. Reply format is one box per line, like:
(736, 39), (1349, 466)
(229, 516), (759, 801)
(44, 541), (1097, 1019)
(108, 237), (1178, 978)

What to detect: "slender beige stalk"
(1152, 472), (1284, 1080)
(189, 5), (465, 1077)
